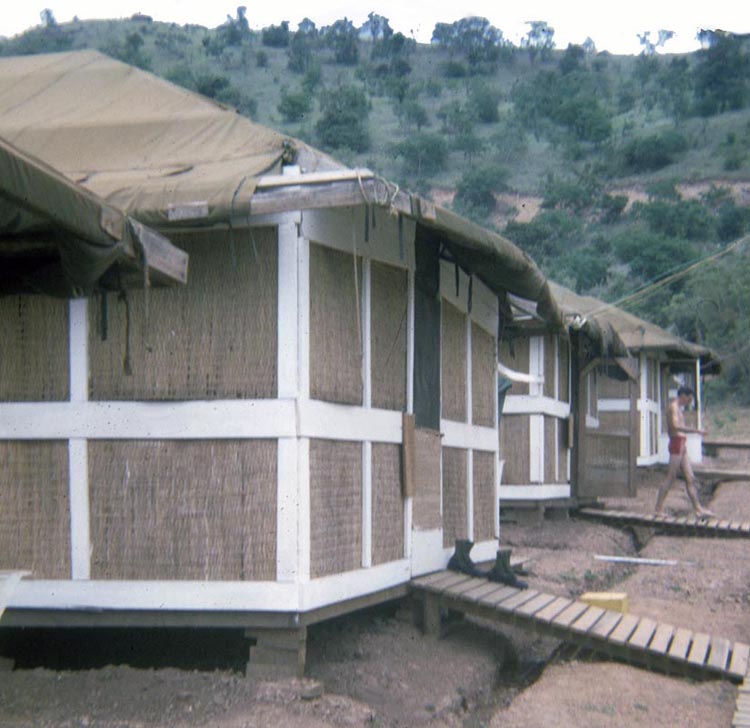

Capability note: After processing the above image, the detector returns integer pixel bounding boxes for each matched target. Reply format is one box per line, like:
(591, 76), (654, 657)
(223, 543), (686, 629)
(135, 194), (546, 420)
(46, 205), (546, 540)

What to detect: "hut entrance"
(575, 358), (638, 500)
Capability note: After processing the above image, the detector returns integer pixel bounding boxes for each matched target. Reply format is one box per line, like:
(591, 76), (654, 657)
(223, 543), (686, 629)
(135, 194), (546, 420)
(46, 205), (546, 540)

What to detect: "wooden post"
(246, 626), (308, 679)
(423, 594), (442, 637)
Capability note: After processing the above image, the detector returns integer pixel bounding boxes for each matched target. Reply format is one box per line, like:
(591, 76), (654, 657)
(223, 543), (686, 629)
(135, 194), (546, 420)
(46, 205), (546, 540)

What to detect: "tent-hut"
(551, 283), (719, 471)
(0, 51), (563, 676)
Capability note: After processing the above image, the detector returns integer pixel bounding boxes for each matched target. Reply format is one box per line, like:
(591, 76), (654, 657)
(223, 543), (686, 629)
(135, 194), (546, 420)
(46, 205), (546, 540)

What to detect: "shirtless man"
(655, 386), (715, 518)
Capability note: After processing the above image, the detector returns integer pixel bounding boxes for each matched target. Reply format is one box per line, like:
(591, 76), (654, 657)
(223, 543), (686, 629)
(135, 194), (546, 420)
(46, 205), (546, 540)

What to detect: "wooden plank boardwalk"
(577, 508), (750, 538)
(732, 656), (750, 728)
(411, 571), (749, 683)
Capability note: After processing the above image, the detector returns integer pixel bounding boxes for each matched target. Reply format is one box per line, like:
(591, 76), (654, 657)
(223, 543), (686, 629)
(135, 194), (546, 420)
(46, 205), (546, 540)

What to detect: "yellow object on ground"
(580, 592), (629, 613)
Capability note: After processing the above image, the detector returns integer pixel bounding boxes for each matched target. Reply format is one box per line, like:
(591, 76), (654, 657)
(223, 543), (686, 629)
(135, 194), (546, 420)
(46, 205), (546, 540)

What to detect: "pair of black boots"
(447, 539), (528, 589)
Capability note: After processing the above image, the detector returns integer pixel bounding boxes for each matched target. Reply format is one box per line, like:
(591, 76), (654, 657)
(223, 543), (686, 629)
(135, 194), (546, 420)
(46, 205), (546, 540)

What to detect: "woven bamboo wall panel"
(89, 228), (278, 400)
(558, 417), (570, 483)
(442, 447), (468, 548)
(309, 439), (362, 578)
(89, 439), (277, 581)
(309, 244), (363, 405)
(472, 451), (496, 543)
(544, 416), (557, 483)
(412, 428), (442, 530)
(544, 335), (556, 398)
(498, 335), (529, 396)
(371, 443), (404, 564)
(599, 375), (629, 398)
(0, 295), (69, 401)
(600, 411), (630, 431)
(559, 338), (570, 402)
(441, 301), (467, 422)
(471, 323), (496, 427)
(500, 415), (529, 484)
(0, 441), (70, 578)
(370, 262), (407, 411)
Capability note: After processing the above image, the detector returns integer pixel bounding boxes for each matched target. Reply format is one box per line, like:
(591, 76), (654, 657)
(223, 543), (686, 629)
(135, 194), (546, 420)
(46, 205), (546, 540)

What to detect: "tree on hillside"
(316, 84), (370, 151)
(431, 17), (513, 73)
(322, 18), (359, 65)
(522, 21), (555, 64)
(262, 21), (291, 48)
(693, 31), (749, 115)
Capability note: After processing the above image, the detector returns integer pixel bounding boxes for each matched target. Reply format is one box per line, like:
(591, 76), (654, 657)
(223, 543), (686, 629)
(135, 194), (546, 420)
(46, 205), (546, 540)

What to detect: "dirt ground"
(1, 468), (747, 727)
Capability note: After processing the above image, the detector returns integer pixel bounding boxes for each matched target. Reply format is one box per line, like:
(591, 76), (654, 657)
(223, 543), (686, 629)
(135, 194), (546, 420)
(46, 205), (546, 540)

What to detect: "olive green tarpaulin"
(0, 134), (187, 295)
(549, 282), (720, 372)
(0, 51), (340, 229)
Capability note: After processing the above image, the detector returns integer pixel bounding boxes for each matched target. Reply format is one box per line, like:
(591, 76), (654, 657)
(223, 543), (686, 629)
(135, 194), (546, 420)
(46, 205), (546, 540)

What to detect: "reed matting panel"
(442, 447), (468, 548)
(544, 334), (556, 398)
(471, 323), (496, 427)
(559, 338), (570, 402)
(309, 439), (362, 578)
(89, 439), (277, 580)
(0, 296), (69, 401)
(441, 301), (467, 422)
(498, 335), (529, 396)
(473, 451), (496, 543)
(599, 374), (629, 398)
(89, 228), (278, 400)
(372, 443), (404, 564)
(371, 262), (407, 411)
(0, 441), (70, 578)
(545, 416), (557, 483)
(309, 244), (363, 405)
(412, 428), (442, 531)
(500, 415), (530, 484)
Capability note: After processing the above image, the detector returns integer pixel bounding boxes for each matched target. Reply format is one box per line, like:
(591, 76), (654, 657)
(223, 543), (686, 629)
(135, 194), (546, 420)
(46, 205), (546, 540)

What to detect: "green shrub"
(621, 131), (688, 172)
(278, 88), (312, 122)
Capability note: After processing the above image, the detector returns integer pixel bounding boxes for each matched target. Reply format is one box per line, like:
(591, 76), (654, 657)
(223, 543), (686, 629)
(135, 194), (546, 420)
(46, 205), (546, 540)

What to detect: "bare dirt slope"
(0, 469), (746, 727)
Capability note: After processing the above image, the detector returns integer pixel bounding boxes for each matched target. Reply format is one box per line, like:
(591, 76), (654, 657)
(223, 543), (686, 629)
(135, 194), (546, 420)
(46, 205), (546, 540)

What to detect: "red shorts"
(668, 435), (686, 456)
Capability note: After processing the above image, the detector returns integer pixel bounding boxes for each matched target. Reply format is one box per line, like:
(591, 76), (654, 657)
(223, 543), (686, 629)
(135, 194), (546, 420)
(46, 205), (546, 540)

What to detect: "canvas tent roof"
(0, 50), (561, 324)
(0, 135), (188, 295)
(549, 281), (720, 372)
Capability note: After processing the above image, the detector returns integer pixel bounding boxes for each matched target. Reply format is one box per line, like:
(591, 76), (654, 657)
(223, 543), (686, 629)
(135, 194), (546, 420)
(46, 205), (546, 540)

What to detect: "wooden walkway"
(734, 670), (750, 727)
(577, 508), (750, 537)
(411, 570), (749, 683)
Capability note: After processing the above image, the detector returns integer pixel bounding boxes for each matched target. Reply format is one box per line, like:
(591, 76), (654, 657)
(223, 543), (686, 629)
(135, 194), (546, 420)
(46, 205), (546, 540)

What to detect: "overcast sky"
(1, 0), (748, 55)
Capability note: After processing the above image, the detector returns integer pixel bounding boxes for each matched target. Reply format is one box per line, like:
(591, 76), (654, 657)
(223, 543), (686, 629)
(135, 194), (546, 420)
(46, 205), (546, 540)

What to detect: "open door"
(574, 355), (639, 500)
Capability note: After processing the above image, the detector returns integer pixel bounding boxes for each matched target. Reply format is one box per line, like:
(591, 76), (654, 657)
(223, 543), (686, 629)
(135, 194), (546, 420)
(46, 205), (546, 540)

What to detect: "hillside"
(2, 14), (750, 400)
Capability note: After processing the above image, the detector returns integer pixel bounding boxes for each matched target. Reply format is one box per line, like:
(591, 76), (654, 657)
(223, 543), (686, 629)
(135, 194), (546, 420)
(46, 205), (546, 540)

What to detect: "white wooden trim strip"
(68, 439), (90, 580)
(467, 449), (474, 541)
(277, 222), (299, 399)
(0, 400), (297, 440)
(300, 560), (410, 612)
(598, 399), (631, 412)
(298, 234), (310, 400)
(499, 485), (571, 499)
(440, 419), (497, 452)
(10, 579), (299, 612)
(298, 400), (402, 443)
(529, 414), (544, 483)
(503, 395), (571, 419)
(69, 299), (88, 403)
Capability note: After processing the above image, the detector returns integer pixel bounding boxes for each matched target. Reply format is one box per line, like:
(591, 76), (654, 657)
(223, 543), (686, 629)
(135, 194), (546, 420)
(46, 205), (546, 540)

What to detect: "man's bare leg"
(655, 455), (681, 514)
(681, 453), (715, 518)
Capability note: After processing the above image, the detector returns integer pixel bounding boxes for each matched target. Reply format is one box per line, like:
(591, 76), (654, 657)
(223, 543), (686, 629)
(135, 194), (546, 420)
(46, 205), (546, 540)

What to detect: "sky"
(1, 0), (748, 55)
